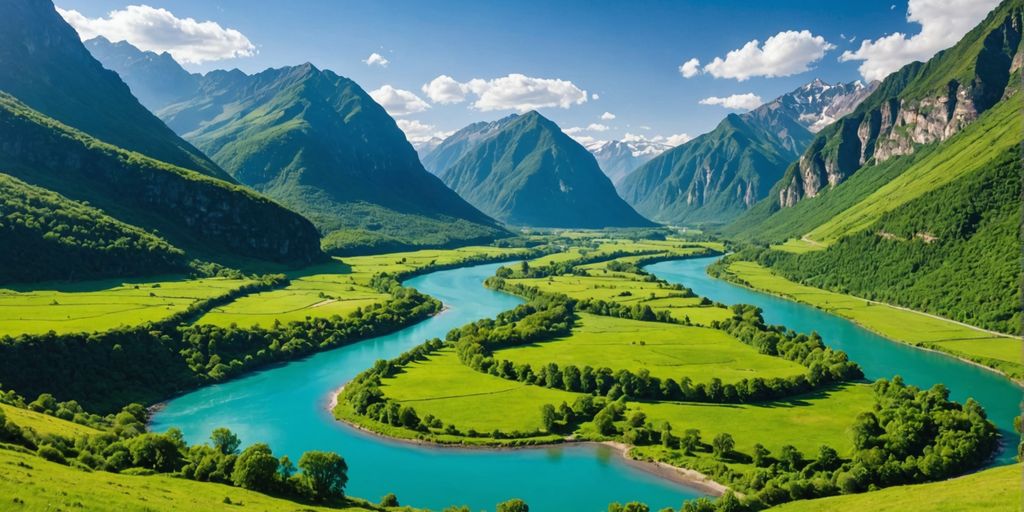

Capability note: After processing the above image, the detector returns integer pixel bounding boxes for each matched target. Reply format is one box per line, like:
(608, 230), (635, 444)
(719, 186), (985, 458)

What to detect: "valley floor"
(715, 260), (1024, 381)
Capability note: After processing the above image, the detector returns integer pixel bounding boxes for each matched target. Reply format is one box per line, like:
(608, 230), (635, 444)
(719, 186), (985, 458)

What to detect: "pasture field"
(496, 313), (806, 384)
(0, 404), (101, 437)
(722, 261), (1023, 376)
(631, 383), (873, 456)
(0, 447), (383, 512)
(343, 245), (530, 279)
(379, 348), (582, 434)
(768, 463), (1021, 512)
(0, 276), (256, 336)
(770, 238), (824, 254)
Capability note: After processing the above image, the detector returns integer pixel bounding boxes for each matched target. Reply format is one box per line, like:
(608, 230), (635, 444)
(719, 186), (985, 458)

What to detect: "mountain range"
(86, 37), (507, 255)
(0, 1), (323, 282)
(585, 138), (674, 185)
(617, 79), (875, 227)
(431, 112), (654, 228)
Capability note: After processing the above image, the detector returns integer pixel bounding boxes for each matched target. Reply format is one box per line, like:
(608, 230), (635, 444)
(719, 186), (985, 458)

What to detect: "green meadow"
(722, 260), (1023, 378)
(0, 403), (101, 437)
(769, 463), (1022, 512)
(0, 276), (255, 336)
(378, 348), (581, 434)
(0, 447), (384, 512)
(496, 313), (806, 384)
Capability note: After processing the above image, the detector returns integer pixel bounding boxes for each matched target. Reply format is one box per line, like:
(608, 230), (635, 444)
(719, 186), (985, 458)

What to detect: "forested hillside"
(0, 173), (188, 283)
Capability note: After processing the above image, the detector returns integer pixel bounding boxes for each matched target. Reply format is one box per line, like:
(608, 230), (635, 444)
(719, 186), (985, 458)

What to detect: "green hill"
(439, 111), (654, 228)
(420, 115), (518, 174)
(0, 93), (323, 267)
(0, 0), (230, 181)
(0, 173), (188, 283)
(86, 41), (509, 255)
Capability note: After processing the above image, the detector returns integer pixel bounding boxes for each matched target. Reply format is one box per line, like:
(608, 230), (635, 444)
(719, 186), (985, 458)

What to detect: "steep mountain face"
(144, 61), (505, 254)
(618, 84), (839, 226)
(0, 0), (229, 181)
(85, 36), (200, 110)
(586, 139), (672, 185)
(769, 4), (1021, 209)
(0, 93), (324, 266)
(420, 115), (519, 174)
(769, 79), (878, 133)
(438, 111), (654, 228)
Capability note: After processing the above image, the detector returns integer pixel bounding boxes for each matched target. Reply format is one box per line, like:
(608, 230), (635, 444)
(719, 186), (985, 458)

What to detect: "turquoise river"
(151, 256), (1022, 511)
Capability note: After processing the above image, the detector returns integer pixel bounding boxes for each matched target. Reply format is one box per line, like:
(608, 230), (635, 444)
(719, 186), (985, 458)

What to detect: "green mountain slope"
(617, 78), (880, 227)
(0, 0), (230, 181)
(420, 115), (518, 175)
(727, 0), (1021, 240)
(0, 173), (188, 283)
(94, 50), (509, 255)
(439, 111), (654, 228)
(0, 93), (323, 266)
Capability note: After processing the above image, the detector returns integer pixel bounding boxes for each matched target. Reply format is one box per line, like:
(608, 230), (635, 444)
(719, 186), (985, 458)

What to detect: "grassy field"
(0, 446), (385, 512)
(0, 404), (101, 438)
(344, 246), (530, 278)
(770, 238), (825, 254)
(379, 349), (582, 433)
(0, 276), (255, 336)
(630, 383), (872, 456)
(721, 261), (1023, 377)
(496, 313), (806, 384)
(769, 463), (1022, 512)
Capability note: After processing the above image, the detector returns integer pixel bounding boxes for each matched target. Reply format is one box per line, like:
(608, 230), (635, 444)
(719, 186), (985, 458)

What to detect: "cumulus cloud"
(57, 5), (255, 64)
(679, 58), (701, 78)
(421, 73), (587, 112)
(363, 52), (389, 67)
(395, 119), (452, 144)
(841, 0), (1000, 81)
(699, 93), (764, 110)
(369, 85), (430, 116)
(600, 111), (616, 120)
(702, 30), (834, 81)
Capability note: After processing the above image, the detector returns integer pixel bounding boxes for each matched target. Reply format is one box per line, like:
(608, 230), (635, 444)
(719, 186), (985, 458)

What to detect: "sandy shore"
(602, 441), (728, 496)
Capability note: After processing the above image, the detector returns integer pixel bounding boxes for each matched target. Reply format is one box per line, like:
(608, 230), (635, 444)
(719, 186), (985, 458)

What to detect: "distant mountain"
(438, 111), (654, 228)
(769, 79), (878, 133)
(412, 136), (445, 157)
(0, 1), (230, 181)
(85, 36), (200, 110)
(586, 139), (672, 185)
(420, 115), (520, 174)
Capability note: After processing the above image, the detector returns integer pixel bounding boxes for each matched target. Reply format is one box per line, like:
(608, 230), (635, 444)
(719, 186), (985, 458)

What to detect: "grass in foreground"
(768, 463), (1022, 512)
(496, 313), (806, 385)
(379, 349), (582, 434)
(722, 261), (1023, 375)
(0, 446), (384, 512)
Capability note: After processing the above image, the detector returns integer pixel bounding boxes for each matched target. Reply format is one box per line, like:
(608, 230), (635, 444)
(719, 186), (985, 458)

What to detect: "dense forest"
(749, 149), (1021, 334)
(0, 173), (188, 283)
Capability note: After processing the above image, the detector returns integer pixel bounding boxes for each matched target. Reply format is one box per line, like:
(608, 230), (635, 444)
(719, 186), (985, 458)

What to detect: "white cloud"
(587, 123), (610, 132)
(563, 126), (585, 135)
(679, 58), (701, 78)
(564, 123), (610, 136)
(841, 0), (1000, 81)
(57, 5), (255, 65)
(623, 132), (692, 148)
(395, 119), (452, 143)
(703, 30), (835, 81)
(592, 93), (600, 100)
(369, 85), (430, 116)
(600, 111), (616, 120)
(699, 93), (764, 110)
(363, 52), (389, 67)
(421, 75), (468, 104)
(422, 73), (588, 112)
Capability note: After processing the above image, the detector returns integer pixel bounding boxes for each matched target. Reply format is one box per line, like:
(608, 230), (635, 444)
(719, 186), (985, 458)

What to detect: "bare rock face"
(778, 6), (1022, 207)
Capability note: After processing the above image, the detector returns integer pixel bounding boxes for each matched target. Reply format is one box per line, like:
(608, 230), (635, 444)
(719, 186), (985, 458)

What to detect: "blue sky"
(56, 0), (998, 146)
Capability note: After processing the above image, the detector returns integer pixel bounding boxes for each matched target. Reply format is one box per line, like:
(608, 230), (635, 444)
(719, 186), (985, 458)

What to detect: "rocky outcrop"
(778, 5), (1022, 207)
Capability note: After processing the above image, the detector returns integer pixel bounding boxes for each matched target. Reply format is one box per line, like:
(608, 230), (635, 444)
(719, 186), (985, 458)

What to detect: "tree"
(278, 455), (296, 478)
(210, 427), (241, 455)
(540, 404), (557, 432)
(815, 445), (840, 472)
(497, 498), (529, 512)
(711, 432), (734, 460)
(232, 443), (279, 491)
(752, 443), (770, 467)
(779, 444), (803, 471)
(127, 432), (184, 472)
(299, 451), (349, 500)
(680, 429), (701, 455)
(380, 493), (399, 507)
